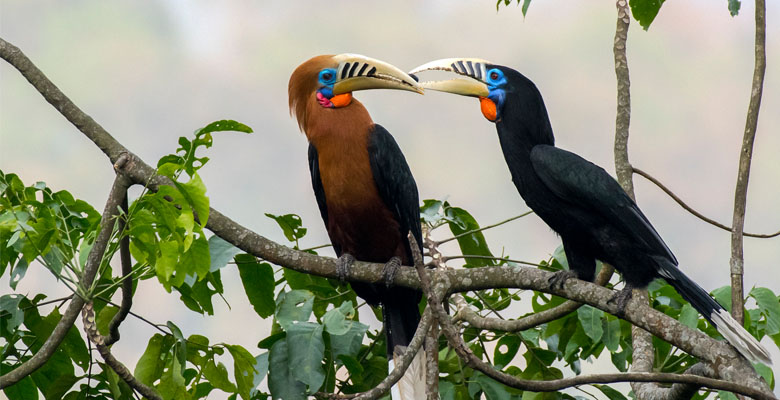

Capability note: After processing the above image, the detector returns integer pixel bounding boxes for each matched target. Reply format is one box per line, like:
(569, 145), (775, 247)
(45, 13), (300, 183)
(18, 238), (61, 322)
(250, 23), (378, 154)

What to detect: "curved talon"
(548, 270), (577, 290)
(336, 253), (355, 282)
(382, 256), (402, 288)
(608, 287), (633, 315)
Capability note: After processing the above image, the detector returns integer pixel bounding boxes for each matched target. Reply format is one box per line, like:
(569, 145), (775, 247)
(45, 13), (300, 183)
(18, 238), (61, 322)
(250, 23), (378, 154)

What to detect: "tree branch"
(730, 0), (766, 324)
(82, 302), (161, 400)
(633, 167), (779, 238)
(0, 35), (771, 397)
(435, 211), (533, 245)
(452, 262), (613, 332)
(104, 190), (132, 346)
(0, 170), (130, 388)
(415, 242), (771, 398)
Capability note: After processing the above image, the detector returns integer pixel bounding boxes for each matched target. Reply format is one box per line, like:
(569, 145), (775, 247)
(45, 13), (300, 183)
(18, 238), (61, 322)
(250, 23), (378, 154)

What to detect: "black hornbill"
(410, 58), (771, 365)
(289, 54), (426, 398)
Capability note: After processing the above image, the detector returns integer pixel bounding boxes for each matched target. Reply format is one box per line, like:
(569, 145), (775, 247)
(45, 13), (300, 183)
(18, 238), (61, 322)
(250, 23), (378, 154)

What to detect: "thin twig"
(633, 167), (779, 238)
(82, 302), (162, 400)
(435, 211), (533, 245)
(105, 191), (132, 346)
(730, 0), (767, 324)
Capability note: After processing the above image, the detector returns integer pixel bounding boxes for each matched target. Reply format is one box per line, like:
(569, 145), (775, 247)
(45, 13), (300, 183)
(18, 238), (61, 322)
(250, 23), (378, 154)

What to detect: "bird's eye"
(487, 68), (504, 84)
(318, 68), (337, 85)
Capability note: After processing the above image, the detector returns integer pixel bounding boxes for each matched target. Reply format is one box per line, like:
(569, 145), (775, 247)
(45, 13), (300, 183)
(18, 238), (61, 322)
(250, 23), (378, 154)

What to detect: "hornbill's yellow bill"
(409, 58), (492, 97)
(331, 53), (424, 95)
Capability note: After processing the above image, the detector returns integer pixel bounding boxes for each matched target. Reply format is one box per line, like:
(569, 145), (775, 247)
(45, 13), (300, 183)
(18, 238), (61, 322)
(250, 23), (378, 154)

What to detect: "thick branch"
(634, 167), (780, 238)
(416, 248), (770, 398)
(632, 363), (715, 400)
(730, 0), (766, 324)
(0, 171), (130, 388)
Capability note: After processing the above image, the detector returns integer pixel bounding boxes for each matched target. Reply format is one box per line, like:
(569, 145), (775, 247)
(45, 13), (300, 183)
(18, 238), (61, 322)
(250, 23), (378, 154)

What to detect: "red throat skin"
(479, 97), (497, 122)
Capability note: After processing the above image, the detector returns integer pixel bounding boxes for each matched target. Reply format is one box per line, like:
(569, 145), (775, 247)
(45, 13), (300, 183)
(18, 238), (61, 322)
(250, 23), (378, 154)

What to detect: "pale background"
(1, 0), (779, 398)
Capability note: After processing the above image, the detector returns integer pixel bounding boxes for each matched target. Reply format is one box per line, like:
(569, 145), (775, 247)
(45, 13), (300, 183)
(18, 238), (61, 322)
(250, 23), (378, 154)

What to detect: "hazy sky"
(2, 0), (779, 396)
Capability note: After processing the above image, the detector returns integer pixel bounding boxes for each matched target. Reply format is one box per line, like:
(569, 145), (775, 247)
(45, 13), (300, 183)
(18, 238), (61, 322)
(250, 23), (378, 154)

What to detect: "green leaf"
(595, 385), (628, 400)
(473, 370), (513, 400)
(718, 391), (739, 400)
(286, 322), (326, 393)
(268, 339), (307, 400)
(678, 303), (699, 329)
(203, 360), (237, 393)
(521, 0), (532, 16)
(322, 301), (356, 336)
(444, 205), (494, 267)
(275, 290), (314, 330)
(158, 354), (187, 400)
(264, 213), (307, 243)
(177, 173), (209, 227)
(577, 305), (604, 342)
(135, 334), (166, 385)
(236, 254), (276, 318)
(156, 240), (179, 282)
(96, 305), (119, 336)
(253, 352), (269, 391)
(494, 335), (521, 367)
(180, 234), (210, 280)
(629, 0), (666, 30)
(199, 119), (253, 135)
(602, 316), (621, 352)
(0, 294), (24, 332)
(330, 321), (369, 365)
(712, 286), (732, 312)
(3, 375), (39, 400)
(728, 0), (741, 16)
(167, 321), (188, 371)
(226, 344), (258, 400)
(208, 235), (241, 272)
(750, 287), (780, 335)
(754, 362), (774, 388)
(10, 257), (28, 290)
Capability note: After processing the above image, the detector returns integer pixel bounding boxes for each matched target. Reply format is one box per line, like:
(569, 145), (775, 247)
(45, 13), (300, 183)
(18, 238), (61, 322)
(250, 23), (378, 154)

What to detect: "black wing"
(530, 144), (677, 264)
(308, 143), (341, 255)
(367, 124), (423, 257)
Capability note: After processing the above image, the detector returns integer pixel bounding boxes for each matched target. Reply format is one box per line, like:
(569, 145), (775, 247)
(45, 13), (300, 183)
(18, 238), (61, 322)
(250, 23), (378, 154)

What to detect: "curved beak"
(331, 54), (423, 95)
(409, 58), (493, 97)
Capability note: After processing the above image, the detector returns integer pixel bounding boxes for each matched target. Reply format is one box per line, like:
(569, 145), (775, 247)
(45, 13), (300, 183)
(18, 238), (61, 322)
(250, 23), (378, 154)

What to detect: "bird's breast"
(312, 134), (403, 263)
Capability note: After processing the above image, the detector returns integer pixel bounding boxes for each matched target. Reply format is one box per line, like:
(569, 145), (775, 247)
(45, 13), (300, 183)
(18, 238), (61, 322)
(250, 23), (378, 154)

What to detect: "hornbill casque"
(288, 54), (427, 398)
(410, 58), (771, 365)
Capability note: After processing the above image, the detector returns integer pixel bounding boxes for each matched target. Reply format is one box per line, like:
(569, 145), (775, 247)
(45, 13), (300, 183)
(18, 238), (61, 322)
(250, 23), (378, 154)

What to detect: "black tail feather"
(656, 259), (771, 365)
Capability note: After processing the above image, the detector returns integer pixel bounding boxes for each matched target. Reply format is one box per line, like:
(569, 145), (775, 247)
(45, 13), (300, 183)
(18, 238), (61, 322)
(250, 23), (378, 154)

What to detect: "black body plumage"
(489, 65), (770, 364)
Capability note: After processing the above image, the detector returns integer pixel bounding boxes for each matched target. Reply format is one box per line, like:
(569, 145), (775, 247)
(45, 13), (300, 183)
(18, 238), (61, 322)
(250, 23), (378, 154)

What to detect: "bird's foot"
(382, 257), (402, 288)
(336, 253), (355, 282)
(548, 270), (577, 290)
(607, 287), (633, 315)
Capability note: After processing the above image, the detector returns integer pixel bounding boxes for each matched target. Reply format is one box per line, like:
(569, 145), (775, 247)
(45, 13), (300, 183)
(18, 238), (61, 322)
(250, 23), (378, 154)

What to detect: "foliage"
(2, 118), (778, 400)
(496, 0), (742, 30)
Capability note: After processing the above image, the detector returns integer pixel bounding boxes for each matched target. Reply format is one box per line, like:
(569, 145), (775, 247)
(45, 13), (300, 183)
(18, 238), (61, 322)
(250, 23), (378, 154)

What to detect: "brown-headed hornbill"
(289, 54), (426, 398)
(410, 58), (771, 365)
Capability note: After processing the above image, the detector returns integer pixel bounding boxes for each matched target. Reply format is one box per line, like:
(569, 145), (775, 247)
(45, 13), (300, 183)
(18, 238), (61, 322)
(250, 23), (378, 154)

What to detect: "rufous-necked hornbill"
(410, 58), (771, 365)
(288, 54), (427, 398)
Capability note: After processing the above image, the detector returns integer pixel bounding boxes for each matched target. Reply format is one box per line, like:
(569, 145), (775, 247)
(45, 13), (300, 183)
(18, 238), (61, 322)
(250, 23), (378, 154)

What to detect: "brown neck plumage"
(298, 95), (374, 145)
